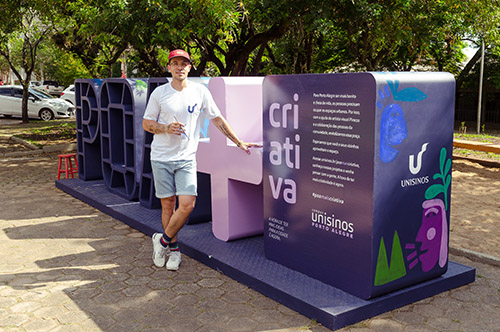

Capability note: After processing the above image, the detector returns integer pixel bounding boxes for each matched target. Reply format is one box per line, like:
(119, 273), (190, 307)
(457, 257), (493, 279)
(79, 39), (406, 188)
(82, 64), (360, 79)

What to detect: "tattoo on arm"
(146, 122), (166, 134)
(216, 122), (239, 144)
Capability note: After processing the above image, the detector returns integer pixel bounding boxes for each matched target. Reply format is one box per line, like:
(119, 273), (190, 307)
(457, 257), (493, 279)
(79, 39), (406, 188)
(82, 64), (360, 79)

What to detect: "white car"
(40, 80), (64, 97)
(0, 85), (74, 121)
(60, 85), (75, 105)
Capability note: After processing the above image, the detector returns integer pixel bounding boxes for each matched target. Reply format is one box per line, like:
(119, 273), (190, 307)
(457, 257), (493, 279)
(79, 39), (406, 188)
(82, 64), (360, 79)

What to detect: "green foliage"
(42, 47), (91, 86)
(4, 0), (500, 82)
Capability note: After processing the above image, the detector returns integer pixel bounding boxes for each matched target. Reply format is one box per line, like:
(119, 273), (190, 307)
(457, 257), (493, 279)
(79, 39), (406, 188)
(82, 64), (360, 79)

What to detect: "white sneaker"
(166, 251), (181, 271)
(152, 233), (167, 267)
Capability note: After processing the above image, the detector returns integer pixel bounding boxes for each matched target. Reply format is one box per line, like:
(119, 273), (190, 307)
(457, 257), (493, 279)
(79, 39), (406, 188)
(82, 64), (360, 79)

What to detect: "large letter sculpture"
(263, 72), (455, 299)
(197, 77), (264, 241)
(75, 79), (103, 180)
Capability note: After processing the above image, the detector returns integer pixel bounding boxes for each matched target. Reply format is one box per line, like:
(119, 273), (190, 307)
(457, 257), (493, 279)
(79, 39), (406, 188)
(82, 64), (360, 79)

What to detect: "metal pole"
(477, 40), (485, 134)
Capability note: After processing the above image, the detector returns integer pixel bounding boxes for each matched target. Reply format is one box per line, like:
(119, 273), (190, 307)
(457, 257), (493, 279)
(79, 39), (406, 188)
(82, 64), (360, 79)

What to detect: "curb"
(450, 246), (500, 267)
(454, 139), (500, 155)
(1, 135), (77, 158)
(10, 135), (40, 150)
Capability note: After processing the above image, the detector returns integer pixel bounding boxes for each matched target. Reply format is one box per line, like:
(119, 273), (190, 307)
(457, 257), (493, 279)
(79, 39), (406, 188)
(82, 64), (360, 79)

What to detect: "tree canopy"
(2, 0), (500, 83)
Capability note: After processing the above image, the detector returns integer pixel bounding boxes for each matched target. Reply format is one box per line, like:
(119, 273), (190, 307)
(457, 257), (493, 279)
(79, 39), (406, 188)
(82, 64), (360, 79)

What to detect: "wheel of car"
(39, 109), (54, 121)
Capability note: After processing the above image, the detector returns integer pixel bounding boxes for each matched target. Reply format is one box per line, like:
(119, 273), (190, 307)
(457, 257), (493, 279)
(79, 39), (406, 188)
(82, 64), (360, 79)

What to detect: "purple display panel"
(371, 72), (455, 297)
(263, 72), (455, 299)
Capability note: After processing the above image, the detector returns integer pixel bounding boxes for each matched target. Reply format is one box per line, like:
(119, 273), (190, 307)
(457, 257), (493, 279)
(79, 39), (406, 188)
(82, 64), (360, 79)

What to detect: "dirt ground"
(450, 158), (500, 258)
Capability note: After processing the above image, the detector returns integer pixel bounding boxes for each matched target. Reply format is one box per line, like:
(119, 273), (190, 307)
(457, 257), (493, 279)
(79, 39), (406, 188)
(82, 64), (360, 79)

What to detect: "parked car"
(60, 85), (75, 105)
(40, 80), (64, 96)
(29, 81), (41, 88)
(0, 85), (74, 121)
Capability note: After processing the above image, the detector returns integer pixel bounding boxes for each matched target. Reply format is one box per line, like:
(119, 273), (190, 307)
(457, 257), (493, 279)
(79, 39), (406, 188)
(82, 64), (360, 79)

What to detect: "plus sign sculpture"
(197, 77), (264, 241)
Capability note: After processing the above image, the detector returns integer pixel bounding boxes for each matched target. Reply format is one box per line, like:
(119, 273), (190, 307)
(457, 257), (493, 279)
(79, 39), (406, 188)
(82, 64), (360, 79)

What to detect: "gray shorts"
(151, 159), (197, 198)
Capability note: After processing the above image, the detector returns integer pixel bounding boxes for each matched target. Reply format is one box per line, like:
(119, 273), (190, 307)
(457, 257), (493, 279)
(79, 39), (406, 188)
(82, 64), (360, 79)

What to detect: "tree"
(38, 40), (91, 87)
(116, 0), (312, 77)
(270, 0), (473, 74)
(0, 0), (54, 122)
(51, 0), (128, 78)
(455, 0), (500, 91)
(190, 0), (306, 76)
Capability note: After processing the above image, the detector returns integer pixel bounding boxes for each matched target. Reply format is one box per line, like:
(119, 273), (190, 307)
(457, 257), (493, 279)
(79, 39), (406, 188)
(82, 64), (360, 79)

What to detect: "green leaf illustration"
(445, 174), (451, 189)
(440, 148), (446, 173)
(425, 184), (444, 200)
(425, 147), (451, 210)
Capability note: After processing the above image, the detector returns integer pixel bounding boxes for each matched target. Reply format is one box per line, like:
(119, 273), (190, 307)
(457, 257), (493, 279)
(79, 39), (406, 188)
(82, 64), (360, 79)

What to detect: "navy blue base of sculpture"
(55, 178), (475, 331)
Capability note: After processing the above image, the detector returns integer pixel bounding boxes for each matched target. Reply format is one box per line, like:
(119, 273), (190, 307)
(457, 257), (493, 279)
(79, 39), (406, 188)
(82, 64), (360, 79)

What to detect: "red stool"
(57, 153), (79, 180)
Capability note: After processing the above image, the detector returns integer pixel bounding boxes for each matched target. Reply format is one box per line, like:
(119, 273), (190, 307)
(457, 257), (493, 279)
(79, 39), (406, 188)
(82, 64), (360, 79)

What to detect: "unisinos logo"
(401, 142), (430, 187)
(267, 93), (301, 205)
(409, 143), (429, 174)
(311, 208), (355, 239)
(187, 103), (197, 113)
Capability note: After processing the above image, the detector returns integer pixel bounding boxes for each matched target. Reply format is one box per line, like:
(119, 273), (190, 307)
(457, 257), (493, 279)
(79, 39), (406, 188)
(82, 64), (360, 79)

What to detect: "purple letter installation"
(197, 77), (264, 241)
(263, 72), (455, 299)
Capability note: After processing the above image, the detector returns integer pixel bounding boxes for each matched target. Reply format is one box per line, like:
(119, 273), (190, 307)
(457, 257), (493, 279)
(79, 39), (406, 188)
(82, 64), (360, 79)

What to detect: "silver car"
(60, 84), (75, 105)
(0, 85), (74, 121)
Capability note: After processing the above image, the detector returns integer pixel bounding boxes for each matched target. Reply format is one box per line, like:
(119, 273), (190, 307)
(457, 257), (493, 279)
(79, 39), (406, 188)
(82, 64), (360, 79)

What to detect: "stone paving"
(1, 152), (500, 331)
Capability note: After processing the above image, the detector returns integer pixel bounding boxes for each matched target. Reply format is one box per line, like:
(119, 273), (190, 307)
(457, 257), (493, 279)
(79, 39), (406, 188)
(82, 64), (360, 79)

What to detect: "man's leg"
(160, 196), (176, 233)
(164, 195), (195, 270)
(163, 195), (196, 241)
(151, 196), (175, 267)
(151, 159), (197, 270)
(151, 159), (177, 268)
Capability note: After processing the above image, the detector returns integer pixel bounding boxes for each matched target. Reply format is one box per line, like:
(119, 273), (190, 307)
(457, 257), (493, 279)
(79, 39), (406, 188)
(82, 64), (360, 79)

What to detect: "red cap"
(168, 49), (191, 63)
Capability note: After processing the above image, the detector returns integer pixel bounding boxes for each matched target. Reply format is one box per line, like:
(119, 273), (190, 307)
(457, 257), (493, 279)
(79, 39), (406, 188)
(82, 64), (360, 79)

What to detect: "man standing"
(143, 49), (260, 270)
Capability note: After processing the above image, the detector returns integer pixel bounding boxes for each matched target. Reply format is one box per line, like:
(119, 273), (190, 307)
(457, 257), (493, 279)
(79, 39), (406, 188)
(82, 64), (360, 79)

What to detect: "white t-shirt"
(143, 81), (221, 162)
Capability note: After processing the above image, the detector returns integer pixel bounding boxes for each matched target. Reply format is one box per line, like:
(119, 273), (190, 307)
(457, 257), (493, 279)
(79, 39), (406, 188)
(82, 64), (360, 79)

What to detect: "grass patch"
(454, 133), (500, 144)
(10, 119), (77, 146)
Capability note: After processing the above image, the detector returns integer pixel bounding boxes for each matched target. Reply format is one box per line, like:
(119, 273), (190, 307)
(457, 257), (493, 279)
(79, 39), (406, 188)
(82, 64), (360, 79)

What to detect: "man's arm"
(143, 118), (185, 136)
(211, 116), (262, 154)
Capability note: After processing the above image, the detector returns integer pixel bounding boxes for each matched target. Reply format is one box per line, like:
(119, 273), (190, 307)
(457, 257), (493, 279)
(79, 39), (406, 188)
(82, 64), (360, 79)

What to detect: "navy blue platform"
(55, 178), (475, 331)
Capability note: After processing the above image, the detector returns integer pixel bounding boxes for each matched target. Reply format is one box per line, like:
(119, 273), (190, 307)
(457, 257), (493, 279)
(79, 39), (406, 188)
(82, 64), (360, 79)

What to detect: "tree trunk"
(456, 47), (482, 91)
(22, 83), (30, 123)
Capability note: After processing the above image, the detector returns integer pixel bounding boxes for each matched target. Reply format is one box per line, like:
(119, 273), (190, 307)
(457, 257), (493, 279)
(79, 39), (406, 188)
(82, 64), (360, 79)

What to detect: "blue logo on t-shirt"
(188, 104), (197, 113)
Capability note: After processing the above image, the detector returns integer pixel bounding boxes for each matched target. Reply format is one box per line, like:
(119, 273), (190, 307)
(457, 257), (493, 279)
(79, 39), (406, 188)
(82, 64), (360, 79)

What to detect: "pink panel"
(197, 77), (264, 241)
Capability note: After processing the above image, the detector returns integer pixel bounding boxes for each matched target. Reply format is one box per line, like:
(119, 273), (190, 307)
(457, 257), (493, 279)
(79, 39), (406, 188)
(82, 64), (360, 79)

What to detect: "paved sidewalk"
(1, 153), (500, 332)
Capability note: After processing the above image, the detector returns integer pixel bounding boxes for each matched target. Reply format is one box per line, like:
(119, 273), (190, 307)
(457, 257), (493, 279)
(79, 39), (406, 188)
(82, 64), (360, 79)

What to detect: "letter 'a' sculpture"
(263, 72), (455, 299)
